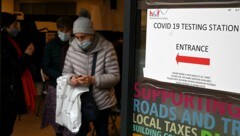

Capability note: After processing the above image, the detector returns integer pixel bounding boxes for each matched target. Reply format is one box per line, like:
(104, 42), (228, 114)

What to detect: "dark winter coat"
(1, 30), (31, 114)
(42, 36), (69, 87)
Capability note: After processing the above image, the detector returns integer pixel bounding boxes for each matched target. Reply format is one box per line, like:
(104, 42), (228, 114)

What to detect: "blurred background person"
(1, 12), (35, 136)
(16, 15), (45, 83)
(41, 16), (73, 136)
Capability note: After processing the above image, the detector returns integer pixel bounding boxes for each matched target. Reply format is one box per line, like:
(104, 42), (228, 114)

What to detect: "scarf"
(7, 36), (37, 113)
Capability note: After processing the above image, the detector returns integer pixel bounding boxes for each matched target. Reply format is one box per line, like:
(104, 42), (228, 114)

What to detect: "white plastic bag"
(56, 75), (89, 133)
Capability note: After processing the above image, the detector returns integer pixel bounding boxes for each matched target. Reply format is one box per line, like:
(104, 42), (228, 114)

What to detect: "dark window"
(19, 2), (76, 15)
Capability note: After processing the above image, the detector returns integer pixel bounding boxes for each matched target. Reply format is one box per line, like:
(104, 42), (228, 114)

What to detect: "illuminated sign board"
(144, 8), (240, 94)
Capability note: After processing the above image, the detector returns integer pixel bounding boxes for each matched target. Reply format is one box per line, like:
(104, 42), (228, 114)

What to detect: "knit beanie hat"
(73, 17), (94, 34)
(1, 12), (17, 28)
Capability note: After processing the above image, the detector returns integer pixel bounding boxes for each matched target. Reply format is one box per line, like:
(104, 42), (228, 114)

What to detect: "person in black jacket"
(0, 12), (35, 136)
(16, 16), (45, 82)
(41, 16), (73, 136)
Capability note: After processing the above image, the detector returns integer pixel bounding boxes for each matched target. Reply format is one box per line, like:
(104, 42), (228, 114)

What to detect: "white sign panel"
(144, 8), (240, 94)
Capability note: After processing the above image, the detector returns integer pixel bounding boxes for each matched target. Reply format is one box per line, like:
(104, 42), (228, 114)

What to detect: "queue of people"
(1, 10), (121, 136)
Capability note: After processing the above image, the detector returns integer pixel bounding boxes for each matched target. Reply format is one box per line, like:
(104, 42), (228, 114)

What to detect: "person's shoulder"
(102, 39), (114, 49)
(45, 38), (59, 48)
(1, 31), (13, 47)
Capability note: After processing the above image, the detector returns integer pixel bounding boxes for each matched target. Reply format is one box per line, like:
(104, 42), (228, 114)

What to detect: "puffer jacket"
(62, 33), (120, 110)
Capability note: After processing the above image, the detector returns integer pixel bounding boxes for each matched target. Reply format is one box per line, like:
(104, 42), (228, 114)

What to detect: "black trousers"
(0, 111), (17, 136)
(77, 108), (110, 136)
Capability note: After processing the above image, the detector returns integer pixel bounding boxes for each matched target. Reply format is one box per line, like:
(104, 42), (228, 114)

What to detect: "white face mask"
(58, 31), (71, 41)
(77, 39), (93, 51)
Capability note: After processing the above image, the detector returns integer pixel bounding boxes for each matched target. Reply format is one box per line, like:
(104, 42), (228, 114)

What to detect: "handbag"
(81, 52), (99, 123)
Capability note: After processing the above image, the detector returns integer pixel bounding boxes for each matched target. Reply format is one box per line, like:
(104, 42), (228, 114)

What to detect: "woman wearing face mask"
(62, 17), (120, 136)
(41, 16), (73, 136)
(1, 12), (35, 136)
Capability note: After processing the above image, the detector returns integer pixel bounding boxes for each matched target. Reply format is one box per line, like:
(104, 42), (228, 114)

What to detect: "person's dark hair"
(78, 8), (91, 19)
(1, 12), (17, 29)
(56, 16), (73, 29)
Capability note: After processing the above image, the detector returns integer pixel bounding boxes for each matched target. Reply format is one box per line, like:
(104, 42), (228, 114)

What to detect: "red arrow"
(176, 53), (210, 65)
